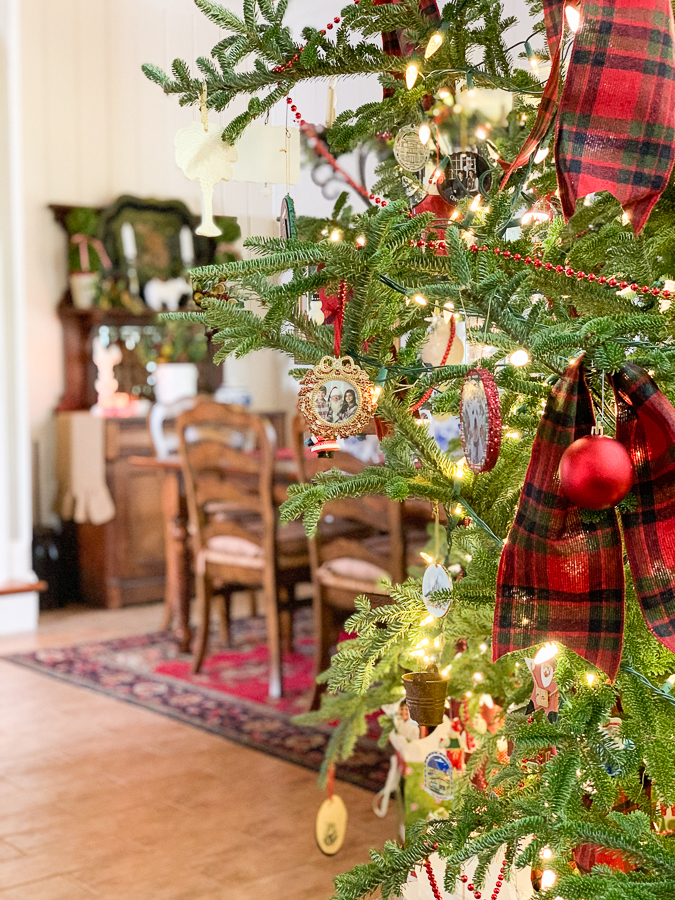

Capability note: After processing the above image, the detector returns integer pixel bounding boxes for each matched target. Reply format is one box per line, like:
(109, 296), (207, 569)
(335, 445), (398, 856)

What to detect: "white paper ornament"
(174, 122), (238, 237)
(326, 76), (338, 127)
(231, 124), (300, 184)
(422, 563), (452, 617)
(421, 315), (464, 368)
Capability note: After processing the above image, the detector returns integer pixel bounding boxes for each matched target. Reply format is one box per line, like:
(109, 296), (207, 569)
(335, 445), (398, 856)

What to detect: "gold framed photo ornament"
(298, 357), (378, 441)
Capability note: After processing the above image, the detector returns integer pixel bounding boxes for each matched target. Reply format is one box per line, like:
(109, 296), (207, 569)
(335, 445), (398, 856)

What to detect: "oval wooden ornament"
(315, 794), (348, 855)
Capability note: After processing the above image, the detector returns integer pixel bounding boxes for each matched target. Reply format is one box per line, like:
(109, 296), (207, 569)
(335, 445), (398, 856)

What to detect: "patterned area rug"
(4, 614), (388, 792)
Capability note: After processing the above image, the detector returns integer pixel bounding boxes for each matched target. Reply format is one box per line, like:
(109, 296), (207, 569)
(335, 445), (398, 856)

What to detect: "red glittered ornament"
(559, 428), (633, 510)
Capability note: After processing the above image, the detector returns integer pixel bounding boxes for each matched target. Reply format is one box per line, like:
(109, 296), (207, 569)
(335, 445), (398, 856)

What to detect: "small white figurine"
(175, 121), (238, 236)
(144, 276), (192, 312)
(92, 337), (122, 411)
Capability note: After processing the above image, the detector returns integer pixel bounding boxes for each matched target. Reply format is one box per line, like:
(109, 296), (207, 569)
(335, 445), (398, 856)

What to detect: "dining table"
(128, 450), (298, 651)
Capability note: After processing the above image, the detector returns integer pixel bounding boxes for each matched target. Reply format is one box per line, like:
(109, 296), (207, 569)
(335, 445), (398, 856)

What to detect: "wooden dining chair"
(292, 417), (428, 708)
(178, 401), (310, 698)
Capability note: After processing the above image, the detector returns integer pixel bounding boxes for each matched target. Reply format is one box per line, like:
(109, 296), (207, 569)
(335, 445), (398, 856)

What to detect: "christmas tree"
(145, 1), (675, 896)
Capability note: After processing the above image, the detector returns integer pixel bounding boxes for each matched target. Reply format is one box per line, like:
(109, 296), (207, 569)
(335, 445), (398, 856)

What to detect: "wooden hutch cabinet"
(53, 199), (225, 608)
(76, 417), (165, 607)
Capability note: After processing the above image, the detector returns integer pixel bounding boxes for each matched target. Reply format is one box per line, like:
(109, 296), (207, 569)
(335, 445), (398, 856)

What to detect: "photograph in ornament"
(437, 151), (492, 205)
(460, 368), (502, 473)
(298, 356), (378, 442)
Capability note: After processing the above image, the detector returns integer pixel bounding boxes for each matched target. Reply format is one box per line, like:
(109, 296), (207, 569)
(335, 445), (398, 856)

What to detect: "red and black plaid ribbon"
(504, 0), (675, 232)
(494, 358), (675, 680)
(375, 0), (440, 98)
(613, 365), (675, 651)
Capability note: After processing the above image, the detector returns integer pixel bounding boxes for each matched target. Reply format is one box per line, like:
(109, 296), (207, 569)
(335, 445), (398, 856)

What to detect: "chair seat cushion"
(204, 535), (264, 569)
(317, 557), (391, 596)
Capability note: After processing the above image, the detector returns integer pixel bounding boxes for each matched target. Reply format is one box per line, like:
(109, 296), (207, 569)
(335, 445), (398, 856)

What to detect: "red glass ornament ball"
(559, 434), (633, 510)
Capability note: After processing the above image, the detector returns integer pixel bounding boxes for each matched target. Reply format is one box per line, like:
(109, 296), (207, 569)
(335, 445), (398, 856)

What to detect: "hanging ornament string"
(409, 315), (456, 411)
(282, 95), (385, 207)
(334, 280), (348, 356)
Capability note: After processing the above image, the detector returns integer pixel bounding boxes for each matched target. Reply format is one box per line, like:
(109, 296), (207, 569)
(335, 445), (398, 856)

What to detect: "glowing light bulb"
(668, 674), (675, 684)
(433, 637), (441, 649)
(472, 671), (484, 682)
(420, 614), (435, 626)
(470, 194), (481, 213)
(441, 664), (452, 677)
(406, 64), (419, 90)
(509, 349), (530, 367)
(585, 673), (596, 686)
(412, 293), (427, 306)
(540, 847), (553, 860)
(372, 385), (382, 401)
(425, 32), (444, 59)
(438, 87), (451, 100)
(530, 55), (540, 72)
(534, 146), (550, 164)
(475, 127), (488, 141)
(443, 301), (454, 311)
(565, 3), (581, 32)
(415, 638), (429, 649)
(533, 642), (558, 665)
(541, 871), (557, 890)
(418, 123), (431, 145)
(429, 165), (444, 185)
(479, 643), (488, 653)
(621, 211), (631, 226)
(420, 551), (434, 564)
(455, 458), (466, 479)
(355, 234), (366, 247)
(329, 228), (342, 242)
(506, 430), (521, 439)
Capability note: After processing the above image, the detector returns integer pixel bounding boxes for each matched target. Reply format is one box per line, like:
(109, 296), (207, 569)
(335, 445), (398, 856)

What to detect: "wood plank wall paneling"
(21, 0), (535, 525)
(20, 0), (280, 525)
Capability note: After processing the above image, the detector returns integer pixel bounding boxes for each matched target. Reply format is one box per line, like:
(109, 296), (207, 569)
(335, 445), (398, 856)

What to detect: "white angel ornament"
(174, 120), (238, 237)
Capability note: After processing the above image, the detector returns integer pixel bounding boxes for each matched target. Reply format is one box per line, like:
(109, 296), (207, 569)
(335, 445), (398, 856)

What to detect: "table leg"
(162, 471), (192, 653)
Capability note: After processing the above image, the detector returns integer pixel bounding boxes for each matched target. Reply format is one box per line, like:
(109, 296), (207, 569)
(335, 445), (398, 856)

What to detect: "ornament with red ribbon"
(494, 357), (675, 681)
(503, 0), (675, 232)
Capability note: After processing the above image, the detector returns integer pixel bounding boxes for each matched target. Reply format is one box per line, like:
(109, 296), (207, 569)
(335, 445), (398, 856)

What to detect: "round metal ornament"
(298, 356), (379, 443)
(394, 125), (430, 173)
(459, 368), (501, 473)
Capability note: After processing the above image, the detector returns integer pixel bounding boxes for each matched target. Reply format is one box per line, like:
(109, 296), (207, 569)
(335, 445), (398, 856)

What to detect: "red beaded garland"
(411, 238), (671, 300)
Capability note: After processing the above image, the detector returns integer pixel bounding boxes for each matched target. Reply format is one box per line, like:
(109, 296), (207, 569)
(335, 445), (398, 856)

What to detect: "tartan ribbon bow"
(502, 0), (675, 233)
(493, 357), (675, 680)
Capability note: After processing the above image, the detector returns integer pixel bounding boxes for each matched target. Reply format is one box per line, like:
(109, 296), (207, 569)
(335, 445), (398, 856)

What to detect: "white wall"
(21, 0), (536, 524)
(21, 0), (284, 524)
(0, 0), (38, 631)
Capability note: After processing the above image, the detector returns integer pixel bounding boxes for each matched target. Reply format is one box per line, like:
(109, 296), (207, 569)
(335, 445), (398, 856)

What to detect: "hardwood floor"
(0, 604), (394, 899)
